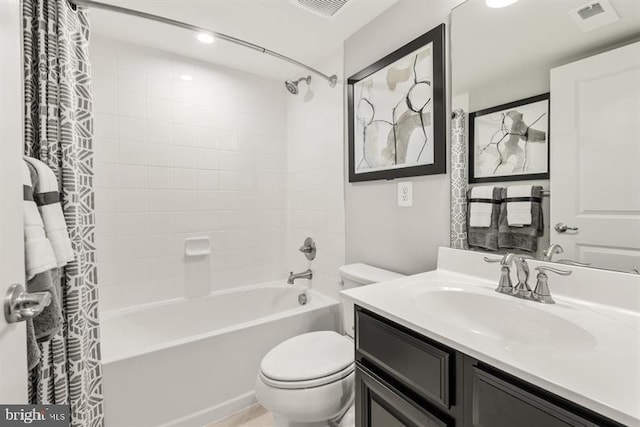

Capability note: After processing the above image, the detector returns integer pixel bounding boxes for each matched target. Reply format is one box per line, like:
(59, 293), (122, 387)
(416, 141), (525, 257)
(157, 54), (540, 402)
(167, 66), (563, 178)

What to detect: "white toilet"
(255, 263), (405, 427)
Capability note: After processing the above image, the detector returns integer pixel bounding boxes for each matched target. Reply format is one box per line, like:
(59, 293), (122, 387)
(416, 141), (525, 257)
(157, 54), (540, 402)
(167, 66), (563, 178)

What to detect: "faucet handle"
(556, 259), (591, 267)
(483, 256), (502, 263)
(533, 266), (571, 304)
(535, 266), (572, 276)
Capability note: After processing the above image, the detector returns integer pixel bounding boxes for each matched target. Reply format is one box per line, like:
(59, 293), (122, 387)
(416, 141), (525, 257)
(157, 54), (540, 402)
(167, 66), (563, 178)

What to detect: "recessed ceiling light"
(196, 32), (215, 44)
(485, 0), (519, 8)
(181, 74), (194, 82)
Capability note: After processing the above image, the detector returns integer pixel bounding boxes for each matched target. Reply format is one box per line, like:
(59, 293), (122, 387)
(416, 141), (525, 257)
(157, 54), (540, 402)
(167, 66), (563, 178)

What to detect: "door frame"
(0, 0), (28, 403)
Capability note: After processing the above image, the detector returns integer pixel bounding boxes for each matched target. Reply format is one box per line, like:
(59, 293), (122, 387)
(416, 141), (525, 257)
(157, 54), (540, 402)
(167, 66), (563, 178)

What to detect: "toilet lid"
(260, 331), (353, 382)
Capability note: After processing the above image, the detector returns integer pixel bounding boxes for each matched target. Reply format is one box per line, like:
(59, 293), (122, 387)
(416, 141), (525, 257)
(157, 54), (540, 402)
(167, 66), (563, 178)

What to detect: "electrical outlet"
(397, 181), (413, 207)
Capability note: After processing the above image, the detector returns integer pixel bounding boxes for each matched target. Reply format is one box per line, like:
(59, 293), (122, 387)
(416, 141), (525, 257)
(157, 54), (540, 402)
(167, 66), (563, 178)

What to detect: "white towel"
(23, 162), (58, 280)
(469, 186), (495, 228)
(507, 185), (533, 226)
(24, 157), (75, 267)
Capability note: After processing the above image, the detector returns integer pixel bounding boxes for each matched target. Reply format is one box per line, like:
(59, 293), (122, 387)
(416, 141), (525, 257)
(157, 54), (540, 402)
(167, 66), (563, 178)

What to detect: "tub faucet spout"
(287, 269), (313, 284)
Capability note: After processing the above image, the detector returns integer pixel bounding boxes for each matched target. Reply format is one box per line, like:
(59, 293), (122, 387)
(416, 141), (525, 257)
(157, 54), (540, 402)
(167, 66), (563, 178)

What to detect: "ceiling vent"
(569, 0), (619, 32)
(290, 0), (350, 18)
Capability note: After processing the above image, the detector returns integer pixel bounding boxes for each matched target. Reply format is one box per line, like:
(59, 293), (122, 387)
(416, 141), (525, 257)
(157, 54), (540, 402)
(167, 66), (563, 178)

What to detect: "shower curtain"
(450, 109), (469, 250)
(23, 0), (104, 426)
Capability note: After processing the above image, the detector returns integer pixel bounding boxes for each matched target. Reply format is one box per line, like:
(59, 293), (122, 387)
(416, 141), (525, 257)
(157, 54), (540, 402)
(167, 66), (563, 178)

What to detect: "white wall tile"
(117, 212), (148, 237)
(173, 146), (199, 168)
(118, 190), (147, 212)
(147, 212), (176, 234)
(119, 117), (146, 141)
(118, 68), (145, 95)
(118, 93), (146, 118)
(94, 138), (119, 164)
(146, 72), (172, 99)
(119, 141), (147, 165)
(171, 124), (198, 147)
(92, 36), (292, 312)
(147, 120), (172, 145)
(172, 102), (195, 125)
(119, 165), (147, 188)
(148, 190), (174, 212)
(198, 170), (219, 191)
(147, 97), (173, 122)
(147, 167), (173, 189)
(174, 168), (198, 189)
(197, 149), (219, 170)
(147, 144), (173, 167)
(94, 113), (118, 139)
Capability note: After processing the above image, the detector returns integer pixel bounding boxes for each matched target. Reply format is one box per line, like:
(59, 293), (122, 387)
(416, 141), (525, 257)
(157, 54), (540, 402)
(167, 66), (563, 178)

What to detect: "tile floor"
(208, 404), (273, 427)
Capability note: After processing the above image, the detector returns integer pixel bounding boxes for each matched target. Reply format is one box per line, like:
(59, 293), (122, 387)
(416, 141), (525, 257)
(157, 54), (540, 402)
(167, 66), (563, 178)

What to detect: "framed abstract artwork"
(469, 93), (550, 183)
(347, 24), (446, 182)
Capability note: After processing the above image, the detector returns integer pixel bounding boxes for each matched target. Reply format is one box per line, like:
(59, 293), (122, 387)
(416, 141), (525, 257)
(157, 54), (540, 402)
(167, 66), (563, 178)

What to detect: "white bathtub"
(100, 282), (340, 427)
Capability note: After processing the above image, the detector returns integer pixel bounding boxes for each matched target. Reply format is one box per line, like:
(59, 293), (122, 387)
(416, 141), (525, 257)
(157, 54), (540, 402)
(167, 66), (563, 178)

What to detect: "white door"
(550, 41), (640, 272)
(0, 0), (28, 402)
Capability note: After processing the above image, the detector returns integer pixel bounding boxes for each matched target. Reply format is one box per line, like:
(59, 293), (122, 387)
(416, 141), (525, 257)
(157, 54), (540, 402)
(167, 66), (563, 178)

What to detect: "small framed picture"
(469, 93), (550, 183)
(347, 24), (446, 182)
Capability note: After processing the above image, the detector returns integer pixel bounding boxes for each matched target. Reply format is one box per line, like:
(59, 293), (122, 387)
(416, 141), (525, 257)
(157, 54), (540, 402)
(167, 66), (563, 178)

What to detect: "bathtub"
(100, 282), (340, 427)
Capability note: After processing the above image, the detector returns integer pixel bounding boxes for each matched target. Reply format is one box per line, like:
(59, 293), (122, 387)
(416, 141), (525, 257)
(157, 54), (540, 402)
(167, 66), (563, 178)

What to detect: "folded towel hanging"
(467, 187), (503, 251)
(498, 186), (544, 253)
(506, 185), (539, 226)
(468, 186), (496, 228)
(23, 162), (58, 280)
(24, 156), (75, 266)
(23, 160), (65, 370)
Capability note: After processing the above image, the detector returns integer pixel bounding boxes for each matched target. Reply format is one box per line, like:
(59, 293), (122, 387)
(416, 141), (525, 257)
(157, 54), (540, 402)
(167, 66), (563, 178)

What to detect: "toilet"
(255, 263), (405, 427)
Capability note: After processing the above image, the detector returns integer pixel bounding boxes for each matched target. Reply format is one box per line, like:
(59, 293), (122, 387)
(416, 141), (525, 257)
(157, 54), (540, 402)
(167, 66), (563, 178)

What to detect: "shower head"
(285, 75), (311, 95)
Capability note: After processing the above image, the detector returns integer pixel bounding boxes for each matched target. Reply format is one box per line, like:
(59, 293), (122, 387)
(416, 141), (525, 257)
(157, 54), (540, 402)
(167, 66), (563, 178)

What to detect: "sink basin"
(415, 290), (598, 352)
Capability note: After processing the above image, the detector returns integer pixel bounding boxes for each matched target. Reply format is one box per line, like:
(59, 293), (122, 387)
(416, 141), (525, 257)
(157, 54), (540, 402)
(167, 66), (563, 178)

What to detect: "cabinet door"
(356, 365), (450, 427)
(471, 367), (599, 427)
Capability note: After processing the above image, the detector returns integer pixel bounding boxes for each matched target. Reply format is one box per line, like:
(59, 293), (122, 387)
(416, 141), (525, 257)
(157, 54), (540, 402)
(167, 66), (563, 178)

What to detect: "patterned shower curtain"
(450, 109), (469, 250)
(23, 1), (104, 426)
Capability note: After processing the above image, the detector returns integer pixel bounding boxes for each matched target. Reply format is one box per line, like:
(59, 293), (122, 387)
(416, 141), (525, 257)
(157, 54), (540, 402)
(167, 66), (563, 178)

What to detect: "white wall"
(343, 1), (458, 275)
(286, 45), (346, 300)
(91, 35), (288, 311)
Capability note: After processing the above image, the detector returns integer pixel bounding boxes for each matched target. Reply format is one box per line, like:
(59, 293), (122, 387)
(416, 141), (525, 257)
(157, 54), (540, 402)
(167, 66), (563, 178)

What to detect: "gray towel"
(26, 269), (64, 371)
(498, 186), (544, 253)
(467, 187), (503, 251)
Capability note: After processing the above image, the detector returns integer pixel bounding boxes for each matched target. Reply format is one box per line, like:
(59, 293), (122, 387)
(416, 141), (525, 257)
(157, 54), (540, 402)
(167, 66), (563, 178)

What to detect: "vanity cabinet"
(354, 306), (624, 427)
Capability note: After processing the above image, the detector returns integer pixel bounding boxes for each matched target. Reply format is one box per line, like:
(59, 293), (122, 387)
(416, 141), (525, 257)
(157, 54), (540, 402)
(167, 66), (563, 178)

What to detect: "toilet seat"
(260, 362), (355, 389)
(259, 331), (354, 390)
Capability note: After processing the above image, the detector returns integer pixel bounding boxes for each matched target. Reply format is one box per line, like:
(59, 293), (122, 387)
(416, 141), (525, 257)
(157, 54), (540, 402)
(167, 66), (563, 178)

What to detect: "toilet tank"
(338, 263), (405, 338)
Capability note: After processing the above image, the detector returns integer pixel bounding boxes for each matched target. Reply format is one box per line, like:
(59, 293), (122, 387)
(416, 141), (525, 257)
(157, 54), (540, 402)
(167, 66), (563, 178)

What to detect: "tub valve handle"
(298, 237), (316, 261)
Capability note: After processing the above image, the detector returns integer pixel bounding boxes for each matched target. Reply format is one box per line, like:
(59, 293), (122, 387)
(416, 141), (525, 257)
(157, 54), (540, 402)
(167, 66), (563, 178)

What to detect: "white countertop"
(341, 248), (640, 426)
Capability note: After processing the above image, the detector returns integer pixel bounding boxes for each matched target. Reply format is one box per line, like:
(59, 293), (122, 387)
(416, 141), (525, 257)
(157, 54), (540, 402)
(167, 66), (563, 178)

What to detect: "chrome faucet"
(502, 253), (533, 299)
(542, 243), (563, 261)
(543, 243), (591, 267)
(485, 253), (570, 302)
(287, 268), (313, 285)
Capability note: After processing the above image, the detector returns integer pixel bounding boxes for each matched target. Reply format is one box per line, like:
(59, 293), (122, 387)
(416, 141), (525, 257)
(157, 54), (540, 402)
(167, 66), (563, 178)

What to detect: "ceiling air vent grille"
(569, 0), (619, 32)
(291, 0), (350, 18)
(577, 3), (605, 19)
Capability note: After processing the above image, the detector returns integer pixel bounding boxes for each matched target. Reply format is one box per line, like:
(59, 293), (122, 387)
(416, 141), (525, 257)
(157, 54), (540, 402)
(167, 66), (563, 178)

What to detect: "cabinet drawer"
(472, 367), (599, 427)
(356, 308), (452, 408)
(356, 365), (451, 427)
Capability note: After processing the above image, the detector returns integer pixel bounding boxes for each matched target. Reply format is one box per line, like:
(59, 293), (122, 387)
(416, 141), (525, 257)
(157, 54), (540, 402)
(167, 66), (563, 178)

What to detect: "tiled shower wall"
(286, 46), (346, 301)
(91, 35), (287, 311)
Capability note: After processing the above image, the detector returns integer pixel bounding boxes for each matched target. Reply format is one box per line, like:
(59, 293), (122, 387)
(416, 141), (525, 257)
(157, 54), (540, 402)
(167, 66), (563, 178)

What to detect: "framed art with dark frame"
(469, 93), (550, 184)
(347, 24), (446, 183)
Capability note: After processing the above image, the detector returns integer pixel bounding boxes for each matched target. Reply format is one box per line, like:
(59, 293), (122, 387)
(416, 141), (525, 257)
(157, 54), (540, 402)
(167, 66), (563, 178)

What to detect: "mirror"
(451, 0), (640, 273)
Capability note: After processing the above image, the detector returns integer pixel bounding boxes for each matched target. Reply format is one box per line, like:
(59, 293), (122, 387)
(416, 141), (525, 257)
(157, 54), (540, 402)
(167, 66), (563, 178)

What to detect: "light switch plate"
(398, 181), (413, 207)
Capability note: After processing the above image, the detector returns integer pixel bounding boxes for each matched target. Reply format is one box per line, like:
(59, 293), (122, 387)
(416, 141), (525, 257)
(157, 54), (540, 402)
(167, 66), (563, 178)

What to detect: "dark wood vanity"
(354, 306), (625, 427)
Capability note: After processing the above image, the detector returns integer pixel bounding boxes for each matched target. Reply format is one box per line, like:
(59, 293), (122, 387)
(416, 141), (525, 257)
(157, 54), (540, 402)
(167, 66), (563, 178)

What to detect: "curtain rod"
(71, 0), (338, 87)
